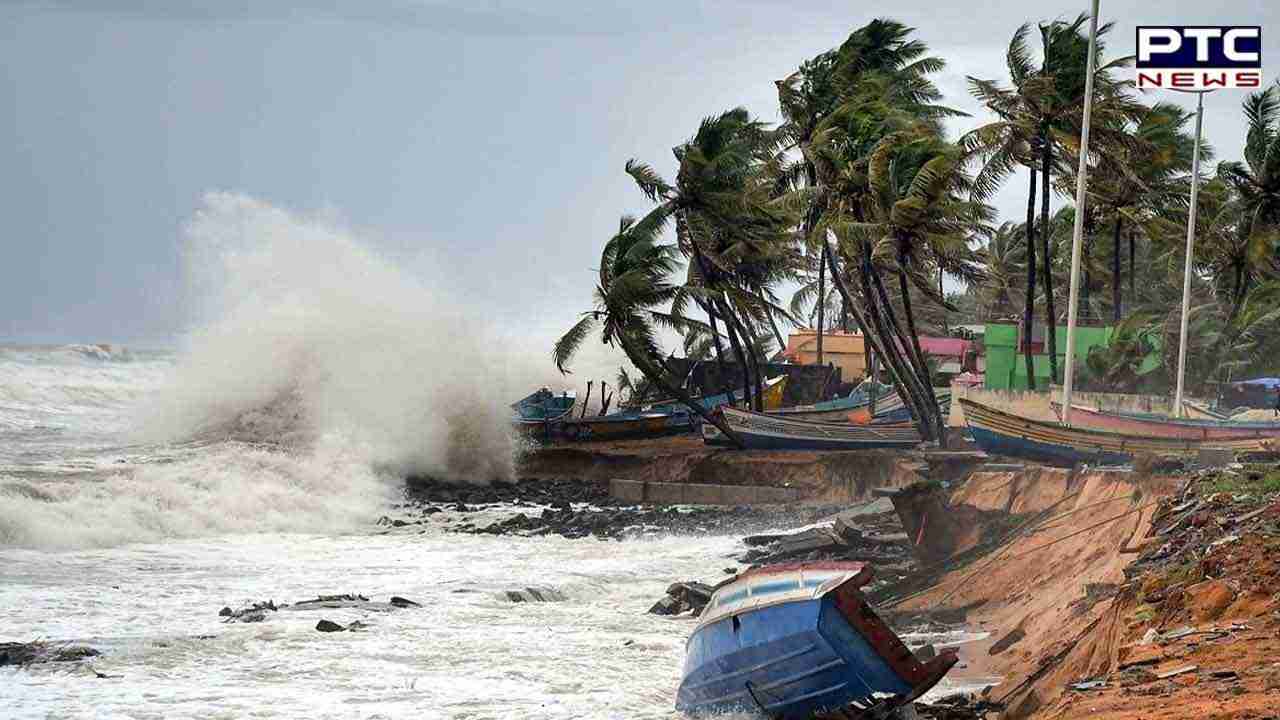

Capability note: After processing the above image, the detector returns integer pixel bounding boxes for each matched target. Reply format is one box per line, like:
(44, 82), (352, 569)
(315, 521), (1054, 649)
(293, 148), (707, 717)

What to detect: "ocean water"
(2, 195), (986, 718)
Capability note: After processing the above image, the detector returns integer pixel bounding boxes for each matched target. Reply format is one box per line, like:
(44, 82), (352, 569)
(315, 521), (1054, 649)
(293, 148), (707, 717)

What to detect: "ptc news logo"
(1136, 26), (1262, 89)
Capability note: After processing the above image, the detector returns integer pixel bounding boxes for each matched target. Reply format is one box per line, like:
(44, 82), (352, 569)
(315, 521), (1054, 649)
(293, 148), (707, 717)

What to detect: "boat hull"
(677, 564), (955, 719)
(558, 412), (694, 441)
(1053, 402), (1280, 439)
(703, 406), (921, 450)
(961, 398), (1278, 466)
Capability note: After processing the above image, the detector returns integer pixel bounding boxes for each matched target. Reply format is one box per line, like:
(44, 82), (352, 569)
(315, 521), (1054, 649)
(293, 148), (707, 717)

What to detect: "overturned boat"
(676, 562), (956, 719)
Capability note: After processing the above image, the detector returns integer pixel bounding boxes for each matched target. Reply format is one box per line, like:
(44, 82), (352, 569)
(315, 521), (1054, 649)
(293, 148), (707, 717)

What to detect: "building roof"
(917, 336), (972, 359)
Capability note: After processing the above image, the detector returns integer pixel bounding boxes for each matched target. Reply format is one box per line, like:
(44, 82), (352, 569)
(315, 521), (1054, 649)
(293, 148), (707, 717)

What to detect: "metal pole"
(1173, 91), (1205, 418)
(1060, 0), (1101, 426)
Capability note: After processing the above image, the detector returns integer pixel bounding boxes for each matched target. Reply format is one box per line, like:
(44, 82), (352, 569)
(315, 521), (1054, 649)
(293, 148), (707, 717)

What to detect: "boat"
(511, 388), (577, 437)
(648, 375), (789, 415)
(557, 409), (695, 441)
(768, 381), (894, 423)
(676, 562), (957, 719)
(511, 388), (576, 421)
(702, 405), (922, 451)
(960, 398), (1278, 466)
(845, 389), (950, 425)
(1050, 401), (1280, 440)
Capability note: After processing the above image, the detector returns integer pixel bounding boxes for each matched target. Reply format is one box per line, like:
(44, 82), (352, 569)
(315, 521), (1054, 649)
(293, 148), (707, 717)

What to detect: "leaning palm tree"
(776, 19), (955, 374)
(627, 108), (799, 410)
(553, 216), (743, 447)
(845, 130), (989, 436)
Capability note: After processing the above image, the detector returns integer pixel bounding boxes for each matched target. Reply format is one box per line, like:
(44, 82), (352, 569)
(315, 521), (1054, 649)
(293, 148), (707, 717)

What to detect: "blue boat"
(511, 388), (576, 421)
(677, 562), (956, 719)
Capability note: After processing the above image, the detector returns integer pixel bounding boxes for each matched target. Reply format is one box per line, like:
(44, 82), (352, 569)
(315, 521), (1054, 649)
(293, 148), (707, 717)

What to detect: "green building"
(983, 322), (1160, 390)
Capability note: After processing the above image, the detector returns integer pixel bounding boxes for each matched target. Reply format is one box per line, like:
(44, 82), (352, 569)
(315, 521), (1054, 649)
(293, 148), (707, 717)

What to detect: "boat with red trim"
(676, 562), (956, 718)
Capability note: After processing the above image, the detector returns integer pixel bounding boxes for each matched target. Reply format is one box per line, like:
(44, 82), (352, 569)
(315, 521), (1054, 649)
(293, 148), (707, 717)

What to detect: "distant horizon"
(4, 1), (1278, 352)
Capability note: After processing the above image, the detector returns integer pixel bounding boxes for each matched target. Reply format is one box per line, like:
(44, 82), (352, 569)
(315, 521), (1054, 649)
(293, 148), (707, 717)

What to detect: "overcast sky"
(1, 0), (1276, 346)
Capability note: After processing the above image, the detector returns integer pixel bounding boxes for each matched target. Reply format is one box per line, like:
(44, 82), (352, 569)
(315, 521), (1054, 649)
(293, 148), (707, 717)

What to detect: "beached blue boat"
(677, 562), (956, 718)
(511, 388), (577, 437)
(769, 381), (895, 423)
(647, 375), (788, 415)
(511, 388), (576, 421)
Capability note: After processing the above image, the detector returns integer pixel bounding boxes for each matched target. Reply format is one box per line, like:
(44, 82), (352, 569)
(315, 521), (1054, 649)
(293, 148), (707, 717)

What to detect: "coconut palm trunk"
(823, 243), (935, 442)
(868, 255), (939, 440)
(716, 297), (755, 409)
(1128, 230), (1135, 301)
(816, 243), (827, 365)
(1112, 216), (1123, 322)
(1039, 134), (1058, 383)
(1023, 164), (1039, 390)
(895, 243), (944, 436)
(857, 244), (938, 440)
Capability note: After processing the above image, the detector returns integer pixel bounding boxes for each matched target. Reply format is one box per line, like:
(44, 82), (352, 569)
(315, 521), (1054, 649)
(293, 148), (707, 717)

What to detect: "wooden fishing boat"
(511, 389), (577, 438)
(650, 375), (789, 415)
(676, 562), (957, 719)
(960, 398), (1277, 466)
(703, 406), (922, 451)
(511, 388), (576, 421)
(1050, 401), (1280, 440)
(557, 410), (695, 441)
(844, 389), (950, 425)
(768, 382), (895, 423)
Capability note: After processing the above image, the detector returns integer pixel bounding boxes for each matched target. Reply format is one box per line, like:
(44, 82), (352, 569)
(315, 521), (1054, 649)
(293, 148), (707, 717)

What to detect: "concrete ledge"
(608, 478), (802, 505)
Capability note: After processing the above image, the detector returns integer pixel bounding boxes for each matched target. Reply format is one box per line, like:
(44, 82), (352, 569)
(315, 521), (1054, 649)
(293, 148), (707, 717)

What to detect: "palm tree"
(627, 108), (799, 410)
(848, 130), (989, 433)
(967, 15), (1136, 385)
(772, 20), (967, 442)
(1217, 80), (1280, 293)
(553, 216), (743, 446)
(975, 222), (1028, 319)
(1085, 102), (1200, 321)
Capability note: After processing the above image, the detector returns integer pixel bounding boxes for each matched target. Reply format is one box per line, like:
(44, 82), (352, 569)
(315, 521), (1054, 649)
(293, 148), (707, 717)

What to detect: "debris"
(1156, 665), (1198, 680)
(1069, 679), (1107, 691)
(648, 581), (714, 616)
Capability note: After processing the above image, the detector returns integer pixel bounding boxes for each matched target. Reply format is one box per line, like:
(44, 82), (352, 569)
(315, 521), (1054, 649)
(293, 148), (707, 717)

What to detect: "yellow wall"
(785, 330), (867, 380)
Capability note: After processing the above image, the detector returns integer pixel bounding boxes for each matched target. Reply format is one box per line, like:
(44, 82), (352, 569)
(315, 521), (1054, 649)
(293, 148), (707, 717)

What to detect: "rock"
(389, 596), (422, 608)
(221, 600), (279, 622)
(315, 620), (346, 632)
(502, 587), (566, 603)
(915, 643), (937, 662)
(346, 620), (369, 631)
(391, 519), (410, 527)
(1, 642), (100, 666)
(648, 595), (683, 616)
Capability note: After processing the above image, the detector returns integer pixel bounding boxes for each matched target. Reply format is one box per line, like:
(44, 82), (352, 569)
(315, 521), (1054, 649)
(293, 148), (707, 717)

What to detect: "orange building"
(782, 329), (868, 380)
